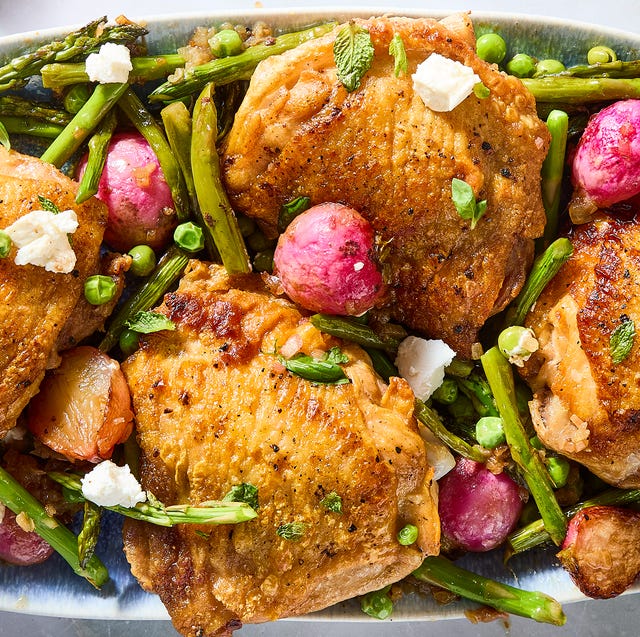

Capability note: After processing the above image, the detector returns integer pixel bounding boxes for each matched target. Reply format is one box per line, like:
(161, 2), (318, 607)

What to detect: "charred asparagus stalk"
(0, 95), (72, 125)
(524, 77), (640, 103)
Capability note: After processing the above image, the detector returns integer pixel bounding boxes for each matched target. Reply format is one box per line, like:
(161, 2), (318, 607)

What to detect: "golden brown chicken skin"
(222, 15), (549, 356)
(122, 262), (438, 637)
(0, 147), (106, 436)
(521, 212), (640, 487)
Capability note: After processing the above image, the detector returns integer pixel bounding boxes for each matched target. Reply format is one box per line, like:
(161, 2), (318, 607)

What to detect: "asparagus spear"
(0, 17), (147, 93)
(41, 55), (185, 90)
(78, 500), (101, 568)
(540, 110), (569, 247)
(191, 82), (251, 274)
(523, 77), (640, 103)
(75, 109), (116, 203)
(118, 88), (190, 222)
(413, 556), (566, 625)
(364, 347), (398, 382)
(0, 116), (63, 139)
(0, 121), (9, 149)
(0, 464), (109, 588)
(507, 488), (640, 555)
(0, 95), (72, 125)
(149, 22), (337, 102)
(49, 472), (258, 526)
(554, 58), (640, 79)
(415, 399), (489, 464)
(309, 314), (401, 353)
(39, 82), (128, 167)
(481, 347), (567, 545)
(99, 245), (189, 352)
(456, 373), (499, 418)
(503, 237), (573, 328)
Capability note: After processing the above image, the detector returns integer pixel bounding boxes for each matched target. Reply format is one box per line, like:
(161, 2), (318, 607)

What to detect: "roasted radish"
(28, 346), (133, 462)
(0, 506), (53, 566)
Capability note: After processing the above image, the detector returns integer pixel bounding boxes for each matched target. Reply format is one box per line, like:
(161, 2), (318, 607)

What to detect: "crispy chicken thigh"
(122, 262), (438, 636)
(522, 213), (640, 487)
(0, 148), (106, 436)
(222, 15), (549, 356)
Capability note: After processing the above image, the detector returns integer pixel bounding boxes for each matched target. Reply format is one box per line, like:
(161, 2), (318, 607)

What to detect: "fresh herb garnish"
(0, 121), (9, 150)
(333, 22), (374, 92)
(320, 491), (343, 514)
(610, 318), (636, 364)
(125, 310), (176, 334)
(277, 196), (311, 233)
(451, 178), (487, 230)
(473, 81), (490, 99)
(38, 194), (60, 214)
(223, 483), (259, 511)
(388, 33), (408, 77)
(280, 346), (351, 385)
(276, 521), (307, 541)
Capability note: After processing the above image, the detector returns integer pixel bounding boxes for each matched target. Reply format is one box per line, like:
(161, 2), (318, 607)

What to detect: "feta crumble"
(4, 209), (78, 273)
(85, 43), (132, 84)
(81, 460), (146, 508)
(395, 335), (455, 400)
(412, 53), (481, 112)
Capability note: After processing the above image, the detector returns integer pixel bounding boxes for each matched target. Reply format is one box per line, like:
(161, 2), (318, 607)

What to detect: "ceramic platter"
(0, 7), (639, 623)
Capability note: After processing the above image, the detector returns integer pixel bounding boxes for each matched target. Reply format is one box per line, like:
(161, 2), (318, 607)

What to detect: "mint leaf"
(451, 178), (487, 230)
(334, 22), (374, 92)
(125, 311), (176, 334)
(0, 121), (10, 150)
(276, 521), (307, 541)
(277, 195), (311, 233)
(610, 318), (635, 364)
(38, 195), (60, 214)
(388, 33), (408, 77)
(223, 483), (259, 511)
(320, 491), (343, 514)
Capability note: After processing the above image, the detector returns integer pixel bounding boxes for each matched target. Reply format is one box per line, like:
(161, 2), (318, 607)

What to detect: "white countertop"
(1, 1), (638, 636)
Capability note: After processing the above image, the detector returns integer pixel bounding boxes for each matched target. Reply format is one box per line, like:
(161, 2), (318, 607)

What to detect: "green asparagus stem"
(309, 314), (401, 353)
(507, 488), (640, 555)
(415, 399), (489, 464)
(503, 237), (573, 328)
(41, 54), (185, 90)
(49, 472), (258, 526)
(0, 464), (109, 588)
(118, 88), (190, 222)
(191, 82), (251, 274)
(0, 96), (72, 125)
(78, 500), (101, 568)
(0, 17), (147, 93)
(0, 117), (63, 139)
(364, 347), (398, 382)
(40, 82), (127, 167)
(413, 556), (566, 626)
(75, 109), (116, 203)
(0, 121), (9, 149)
(523, 77), (640, 103)
(99, 245), (189, 352)
(481, 347), (567, 545)
(215, 81), (248, 141)
(456, 372), (499, 417)
(149, 22), (337, 102)
(553, 58), (640, 78)
(541, 110), (569, 247)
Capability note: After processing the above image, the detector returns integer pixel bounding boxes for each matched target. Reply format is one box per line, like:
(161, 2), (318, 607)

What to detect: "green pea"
(432, 377), (459, 405)
(253, 249), (274, 273)
(547, 456), (570, 488)
(498, 325), (539, 364)
(64, 84), (91, 114)
(476, 33), (507, 64)
(209, 29), (244, 58)
(0, 230), (11, 258)
(534, 59), (566, 76)
(397, 524), (419, 546)
(587, 45), (617, 65)
(84, 275), (117, 305)
(475, 416), (506, 449)
(506, 53), (536, 78)
(128, 244), (157, 277)
(473, 82), (491, 99)
(119, 329), (140, 357)
(360, 586), (393, 620)
(174, 222), (205, 253)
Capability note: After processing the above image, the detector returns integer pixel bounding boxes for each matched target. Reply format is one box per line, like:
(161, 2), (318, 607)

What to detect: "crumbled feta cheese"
(81, 460), (146, 508)
(4, 209), (78, 273)
(353, 261), (364, 271)
(85, 43), (132, 84)
(412, 53), (481, 112)
(395, 335), (455, 400)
